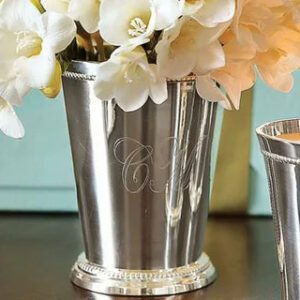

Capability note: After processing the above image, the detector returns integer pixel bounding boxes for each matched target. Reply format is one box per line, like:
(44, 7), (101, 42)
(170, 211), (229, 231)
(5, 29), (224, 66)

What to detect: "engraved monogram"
(113, 137), (153, 193)
(113, 136), (207, 194)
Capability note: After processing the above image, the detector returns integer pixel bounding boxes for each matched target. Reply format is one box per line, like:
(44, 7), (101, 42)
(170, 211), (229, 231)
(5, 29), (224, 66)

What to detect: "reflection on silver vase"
(62, 61), (217, 296)
(257, 119), (300, 300)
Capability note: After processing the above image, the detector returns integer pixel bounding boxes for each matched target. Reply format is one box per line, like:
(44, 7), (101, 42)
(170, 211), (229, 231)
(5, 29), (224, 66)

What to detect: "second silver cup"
(257, 119), (300, 300)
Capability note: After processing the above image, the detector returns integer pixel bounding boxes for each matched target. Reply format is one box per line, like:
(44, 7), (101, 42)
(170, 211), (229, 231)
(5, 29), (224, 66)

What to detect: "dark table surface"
(0, 214), (280, 300)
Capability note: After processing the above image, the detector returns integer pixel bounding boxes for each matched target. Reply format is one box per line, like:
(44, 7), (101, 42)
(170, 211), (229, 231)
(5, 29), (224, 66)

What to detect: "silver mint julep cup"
(257, 119), (300, 300)
(62, 61), (217, 296)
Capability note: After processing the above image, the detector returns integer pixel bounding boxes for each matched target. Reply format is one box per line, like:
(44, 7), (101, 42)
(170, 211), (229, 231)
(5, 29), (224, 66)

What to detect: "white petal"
(196, 75), (227, 102)
(0, 98), (24, 139)
(0, 61), (14, 82)
(0, 0), (41, 33)
(157, 44), (196, 78)
(194, 41), (225, 75)
(156, 19), (196, 78)
(15, 77), (31, 102)
(115, 70), (150, 112)
(0, 79), (29, 106)
(152, 0), (182, 30)
(0, 31), (17, 62)
(68, 0), (100, 33)
(0, 60), (30, 105)
(93, 81), (116, 101)
(41, 12), (76, 53)
(0, 81), (20, 105)
(95, 60), (122, 82)
(194, 20), (231, 47)
(193, 0), (235, 27)
(149, 65), (168, 104)
(94, 61), (121, 101)
(41, 0), (70, 13)
(16, 52), (56, 89)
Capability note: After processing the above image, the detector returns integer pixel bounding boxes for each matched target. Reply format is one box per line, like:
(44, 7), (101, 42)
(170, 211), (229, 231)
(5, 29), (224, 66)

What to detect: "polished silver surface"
(62, 61), (217, 296)
(257, 119), (300, 300)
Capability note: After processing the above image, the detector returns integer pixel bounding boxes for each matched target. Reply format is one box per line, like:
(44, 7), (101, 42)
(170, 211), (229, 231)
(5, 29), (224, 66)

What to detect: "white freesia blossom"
(156, 16), (231, 104)
(156, 17), (227, 79)
(0, 0), (76, 137)
(0, 0), (76, 100)
(181, 0), (235, 27)
(99, 0), (181, 46)
(41, 0), (101, 33)
(94, 46), (168, 112)
(0, 98), (24, 139)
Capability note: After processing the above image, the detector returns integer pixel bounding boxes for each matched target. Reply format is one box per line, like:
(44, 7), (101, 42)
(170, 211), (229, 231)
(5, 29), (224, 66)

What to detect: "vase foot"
(70, 252), (216, 296)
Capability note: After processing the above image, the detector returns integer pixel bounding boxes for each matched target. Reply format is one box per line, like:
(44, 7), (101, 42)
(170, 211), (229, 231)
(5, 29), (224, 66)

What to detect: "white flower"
(0, 0), (76, 137)
(41, 0), (101, 33)
(99, 0), (155, 46)
(181, 0), (235, 27)
(0, 61), (29, 106)
(99, 0), (181, 46)
(156, 17), (227, 79)
(94, 46), (168, 112)
(0, 97), (24, 139)
(0, 0), (76, 104)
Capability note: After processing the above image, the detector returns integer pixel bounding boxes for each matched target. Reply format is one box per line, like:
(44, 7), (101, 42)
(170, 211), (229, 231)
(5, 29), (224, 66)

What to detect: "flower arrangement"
(1, 0), (300, 138)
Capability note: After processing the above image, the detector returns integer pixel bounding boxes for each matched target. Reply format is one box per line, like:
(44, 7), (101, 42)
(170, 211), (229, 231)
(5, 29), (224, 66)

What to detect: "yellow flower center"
(128, 17), (148, 37)
(16, 31), (42, 57)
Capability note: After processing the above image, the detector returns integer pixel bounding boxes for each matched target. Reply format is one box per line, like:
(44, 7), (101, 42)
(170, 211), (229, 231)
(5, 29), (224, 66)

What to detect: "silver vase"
(62, 61), (217, 296)
(257, 119), (300, 300)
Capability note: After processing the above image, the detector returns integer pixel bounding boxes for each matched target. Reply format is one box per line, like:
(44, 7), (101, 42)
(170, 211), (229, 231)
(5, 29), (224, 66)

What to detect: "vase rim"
(63, 60), (197, 82)
(256, 118), (300, 145)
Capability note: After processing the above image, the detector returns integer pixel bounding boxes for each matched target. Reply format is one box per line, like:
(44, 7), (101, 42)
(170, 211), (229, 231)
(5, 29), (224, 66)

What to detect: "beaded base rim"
(71, 252), (216, 296)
